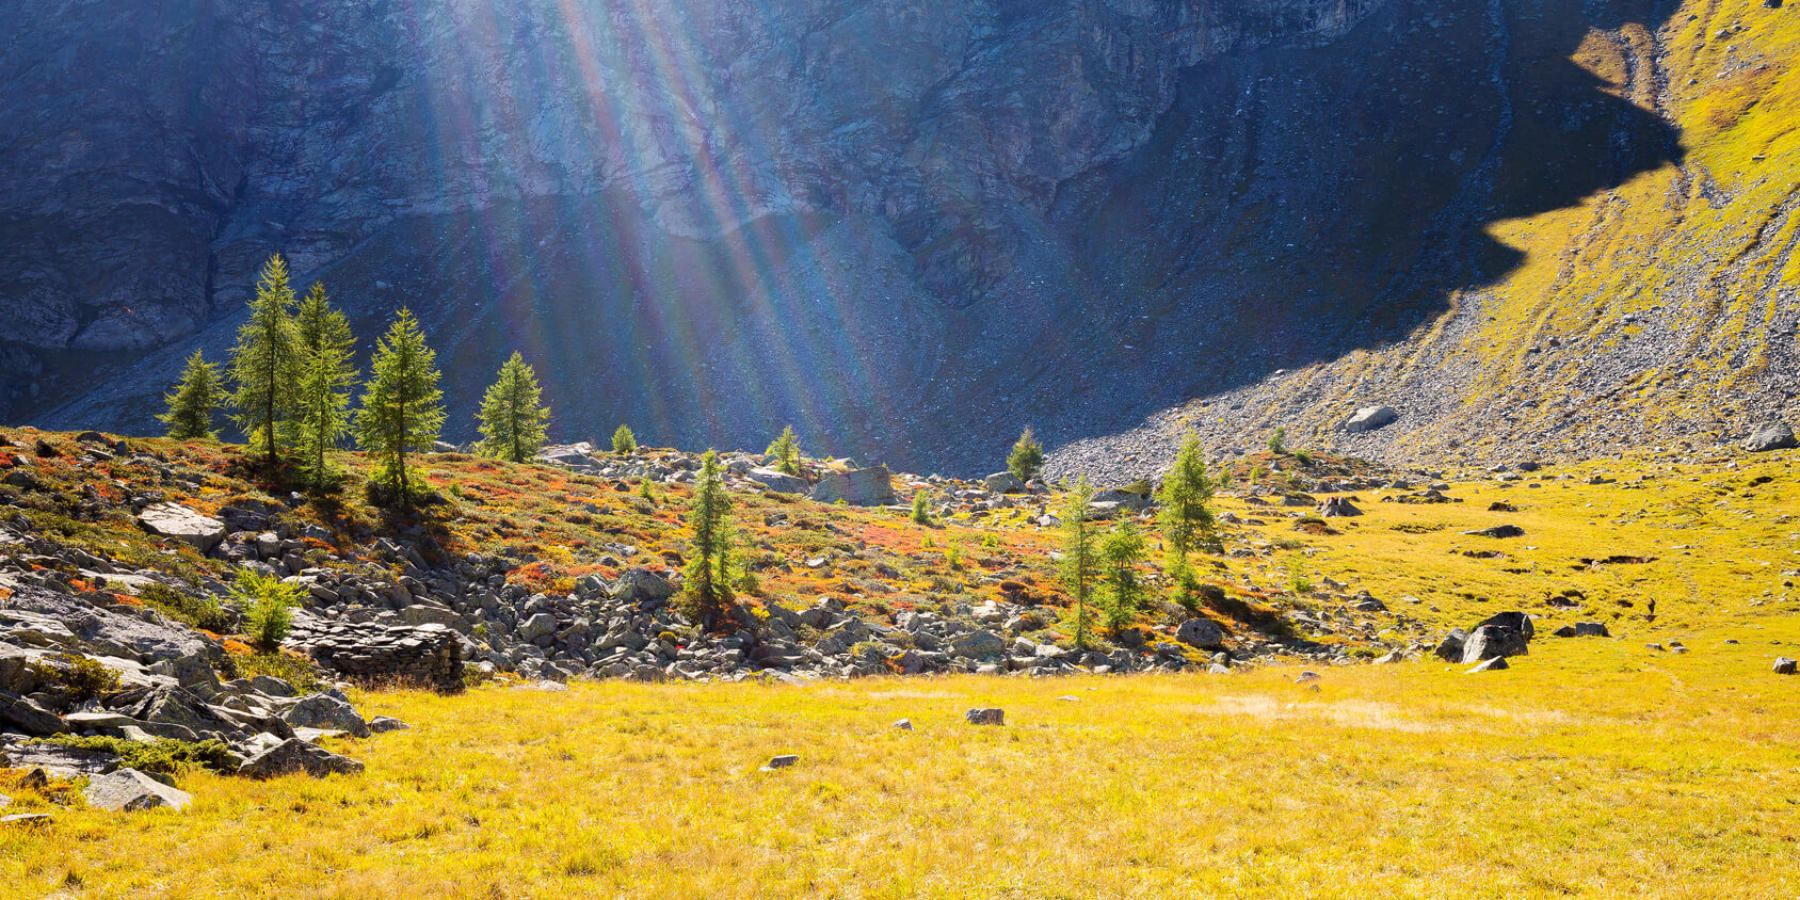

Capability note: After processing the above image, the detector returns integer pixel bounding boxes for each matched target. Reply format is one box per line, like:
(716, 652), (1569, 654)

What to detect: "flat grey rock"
(83, 767), (192, 812)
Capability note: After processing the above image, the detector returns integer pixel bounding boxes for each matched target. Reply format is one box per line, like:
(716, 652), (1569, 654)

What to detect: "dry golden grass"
(7, 635), (1800, 899)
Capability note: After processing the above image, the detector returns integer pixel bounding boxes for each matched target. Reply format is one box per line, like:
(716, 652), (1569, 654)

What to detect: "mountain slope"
(4, 0), (1796, 477)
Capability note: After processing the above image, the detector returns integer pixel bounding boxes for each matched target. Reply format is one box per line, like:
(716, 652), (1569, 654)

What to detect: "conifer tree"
(683, 450), (734, 629)
(1008, 426), (1044, 482)
(1060, 476), (1098, 649)
(1158, 431), (1219, 563)
(613, 424), (637, 454)
(476, 351), (551, 464)
(911, 490), (932, 526)
(228, 253), (302, 467)
(354, 308), (445, 505)
(766, 425), (801, 475)
(160, 350), (222, 440)
(1098, 519), (1147, 634)
(292, 282), (357, 487)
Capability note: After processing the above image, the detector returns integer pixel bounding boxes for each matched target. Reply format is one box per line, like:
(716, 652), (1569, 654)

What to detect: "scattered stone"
(1, 813), (52, 827)
(611, 567), (677, 606)
(0, 793), (9, 808)
(1433, 630), (1467, 662)
(1316, 497), (1362, 517)
(892, 718), (914, 731)
(367, 716), (411, 733)
(1774, 658), (1797, 675)
(238, 738), (365, 779)
(1466, 656), (1509, 673)
(1463, 525), (1525, 538)
(1055, 695), (1080, 702)
(746, 468), (808, 494)
(964, 708), (1005, 726)
(82, 768), (193, 812)
(760, 754), (799, 771)
(1374, 650), (1404, 664)
(518, 680), (568, 693)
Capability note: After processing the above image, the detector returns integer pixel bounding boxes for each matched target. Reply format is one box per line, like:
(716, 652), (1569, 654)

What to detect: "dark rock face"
(4, 0), (1701, 477)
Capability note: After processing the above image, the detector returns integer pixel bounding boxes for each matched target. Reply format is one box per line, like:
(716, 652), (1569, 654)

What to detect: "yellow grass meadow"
(7, 635), (1800, 900)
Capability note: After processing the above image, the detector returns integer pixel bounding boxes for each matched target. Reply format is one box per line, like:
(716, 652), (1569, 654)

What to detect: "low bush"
(138, 582), (232, 633)
(39, 735), (235, 782)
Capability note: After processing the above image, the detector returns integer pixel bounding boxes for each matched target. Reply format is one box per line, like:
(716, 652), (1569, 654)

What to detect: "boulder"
(1462, 524), (1525, 538)
(111, 686), (246, 741)
(1774, 657), (1797, 675)
(82, 768), (192, 812)
(1475, 611), (1535, 641)
(135, 504), (226, 553)
(1552, 622), (1610, 638)
(238, 738), (365, 779)
(1316, 497), (1362, 517)
(746, 468), (809, 494)
(611, 568), (677, 606)
(1, 742), (118, 777)
(1743, 421), (1797, 453)
(1433, 629), (1467, 662)
(950, 630), (1006, 659)
(368, 716), (410, 733)
(0, 693), (66, 735)
(760, 754), (799, 771)
(1344, 405), (1398, 433)
(983, 471), (1026, 494)
(810, 467), (896, 506)
(1176, 617), (1225, 650)
(1460, 624), (1529, 664)
(280, 693), (371, 739)
(1465, 656), (1509, 673)
(964, 708), (1005, 726)
(517, 613), (558, 644)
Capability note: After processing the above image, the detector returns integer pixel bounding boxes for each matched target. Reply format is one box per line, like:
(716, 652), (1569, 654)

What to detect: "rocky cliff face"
(4, 0), (1794, 475)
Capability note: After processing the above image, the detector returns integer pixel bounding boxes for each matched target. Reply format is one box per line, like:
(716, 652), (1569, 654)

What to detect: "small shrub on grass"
(231, 570), (301, 652)
(911, 491), (932, 525)
(38, 735), (235, 781)
(138, 582), (232, 633)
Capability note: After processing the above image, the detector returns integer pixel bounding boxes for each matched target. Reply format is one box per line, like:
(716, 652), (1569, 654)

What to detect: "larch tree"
(612, 424), (637, 454)
(227, 253), (301, 467)
(683, 450), (735, 629)
(766, 425), (801, 475)
(292, 282), (357, 488)
(1098, 519), (1147, 634)
(476, 351), (551, 464)
(1008, 426), (1044, 482)
(354, 308), (445, 505)
(1060, 476), (1098, 649)
(160, 350), (222, 440)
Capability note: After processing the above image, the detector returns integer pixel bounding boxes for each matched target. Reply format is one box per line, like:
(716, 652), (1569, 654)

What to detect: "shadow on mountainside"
(24, 0), (1687, 478)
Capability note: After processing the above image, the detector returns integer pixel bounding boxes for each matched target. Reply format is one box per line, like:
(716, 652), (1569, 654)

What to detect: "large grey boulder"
(1, 741), (117, 777)
(280, 693), (370, 739)
(611, 568), (677, 606)
(1744, 421), (1797, 453)
(517, 613), (558, 644)
(1433, 629), (1467, 662)
(746, 468), (809, 494)
(1552, 622), (1610, 638)
(82, 768), (192, 812)
(136, 504), (226, 553)
(983, 471), (1025, 494)
(964, 708), (1005, 726)
(1176, 617), (1225, 650)
(1345, 406), (1398, 433)
(238, 738), (365, 779)
(1316, 497), (1362, 517)
(1460, 624), (1530, 664)
(810, 467), (895, 506)
(110, 686), (245, 741)
(0, 693), (67, 735)
(950, 630), (1006, 659)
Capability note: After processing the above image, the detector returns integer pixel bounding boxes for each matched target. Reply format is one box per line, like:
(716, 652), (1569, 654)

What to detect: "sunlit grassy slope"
(7, 653), (1800, 900)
